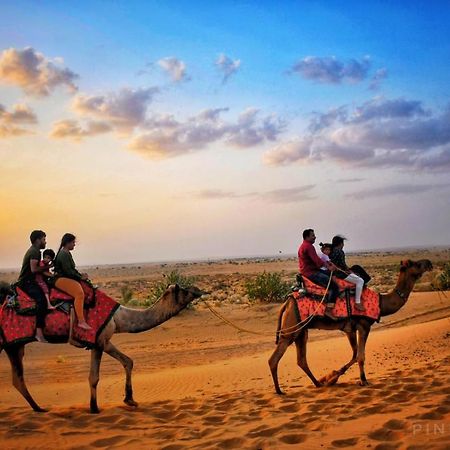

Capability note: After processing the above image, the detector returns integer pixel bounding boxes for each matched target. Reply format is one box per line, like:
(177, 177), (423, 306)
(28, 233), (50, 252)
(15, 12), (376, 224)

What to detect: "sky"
(1, 1), (449, 268)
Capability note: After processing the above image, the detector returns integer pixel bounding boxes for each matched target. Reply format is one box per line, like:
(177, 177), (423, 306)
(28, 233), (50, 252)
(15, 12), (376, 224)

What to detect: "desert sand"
(0, 253), (449, 449)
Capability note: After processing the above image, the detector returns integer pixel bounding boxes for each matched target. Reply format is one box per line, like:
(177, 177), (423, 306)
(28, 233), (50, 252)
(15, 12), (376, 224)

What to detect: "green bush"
(148, 270), (197, 303)
(120, 285), (134, 304)
(245, 271), (291, 303)
(435, 262), (450, 290)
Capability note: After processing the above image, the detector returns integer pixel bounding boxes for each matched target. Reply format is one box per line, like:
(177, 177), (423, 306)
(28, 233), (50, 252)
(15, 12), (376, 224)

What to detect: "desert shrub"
(120, 285), (134, 304)
(434, 262), (450, 290)
(245, 271), (291, 303)
(149, 270), (197, 303)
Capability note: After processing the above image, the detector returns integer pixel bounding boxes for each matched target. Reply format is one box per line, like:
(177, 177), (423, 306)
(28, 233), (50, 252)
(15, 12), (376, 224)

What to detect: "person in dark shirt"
(53, 233), (92, 330)
(298, 229), (339, 320)
(329, 235), (365, 311)
(17, 230), (52, 342)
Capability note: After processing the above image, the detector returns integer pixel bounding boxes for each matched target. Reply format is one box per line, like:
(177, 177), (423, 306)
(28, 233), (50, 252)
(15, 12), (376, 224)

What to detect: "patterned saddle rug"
(0, 282), (120, 349)
(292, 277), (380, 321)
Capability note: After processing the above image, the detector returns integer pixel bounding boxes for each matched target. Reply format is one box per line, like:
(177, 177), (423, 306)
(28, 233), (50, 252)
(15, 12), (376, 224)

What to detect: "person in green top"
(54, 233), (92, 330)
(17, 230), (52, 342)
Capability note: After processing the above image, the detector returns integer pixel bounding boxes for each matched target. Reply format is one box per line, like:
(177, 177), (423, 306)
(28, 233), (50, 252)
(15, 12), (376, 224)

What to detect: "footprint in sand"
(90, 434), (129, 448)
(279, 433), (308, 444)
(368, 426), (403, 442)
(331, 437), (359, 447)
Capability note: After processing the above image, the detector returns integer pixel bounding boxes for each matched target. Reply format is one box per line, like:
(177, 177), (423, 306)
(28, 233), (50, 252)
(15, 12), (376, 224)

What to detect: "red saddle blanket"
(293, 277), (380, 321)
(0, 283), (120, 348)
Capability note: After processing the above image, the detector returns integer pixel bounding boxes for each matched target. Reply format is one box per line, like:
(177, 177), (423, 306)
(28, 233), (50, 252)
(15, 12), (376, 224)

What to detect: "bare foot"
(355, 303), (366, 311)
(35, 330), (48, 343)
(77, 321), (92, 331)
(47, 304), (56, 310)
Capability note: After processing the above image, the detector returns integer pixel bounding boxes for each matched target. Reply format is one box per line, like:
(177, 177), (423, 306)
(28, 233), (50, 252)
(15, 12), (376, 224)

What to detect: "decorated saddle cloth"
(292, 277), (380, 321)
(0, 282), (120, 349)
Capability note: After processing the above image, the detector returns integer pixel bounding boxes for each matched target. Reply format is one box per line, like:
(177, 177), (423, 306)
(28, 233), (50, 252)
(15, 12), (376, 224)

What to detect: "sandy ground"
(0, 287), (449, 449)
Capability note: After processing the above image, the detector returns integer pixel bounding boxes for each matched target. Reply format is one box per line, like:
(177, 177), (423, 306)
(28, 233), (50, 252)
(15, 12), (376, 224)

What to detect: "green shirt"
(54, 250), (82, 280)
(18, 245), (41, 285)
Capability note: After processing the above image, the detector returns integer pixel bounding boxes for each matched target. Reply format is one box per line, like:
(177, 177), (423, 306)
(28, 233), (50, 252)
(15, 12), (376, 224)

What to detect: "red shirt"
(298, 241), (324, 278)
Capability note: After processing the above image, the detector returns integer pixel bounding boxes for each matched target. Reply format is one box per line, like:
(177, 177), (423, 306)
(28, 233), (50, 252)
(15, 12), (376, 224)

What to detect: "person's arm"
(30, 259), (50, 274)
(306, 245), (325, 269)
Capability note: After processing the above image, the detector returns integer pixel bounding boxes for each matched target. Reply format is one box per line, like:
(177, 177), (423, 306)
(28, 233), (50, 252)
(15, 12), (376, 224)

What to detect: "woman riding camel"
(53, 233), (92, 330)
(329, 235), (365, 311)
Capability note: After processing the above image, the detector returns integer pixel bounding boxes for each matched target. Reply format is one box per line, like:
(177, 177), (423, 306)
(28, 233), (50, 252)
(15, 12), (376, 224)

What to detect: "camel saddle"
(0, 282), (120, 349)
(293, 275), (380, 322)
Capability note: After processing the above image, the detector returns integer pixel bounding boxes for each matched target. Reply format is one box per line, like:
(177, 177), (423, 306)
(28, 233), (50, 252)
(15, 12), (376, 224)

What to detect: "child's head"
(43, 249), (55, 263)
(319, 242), (332, 255)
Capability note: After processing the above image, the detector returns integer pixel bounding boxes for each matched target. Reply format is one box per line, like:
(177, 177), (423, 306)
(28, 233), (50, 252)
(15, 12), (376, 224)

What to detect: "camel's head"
(165, 284), (206, 308)
(400, 259), (433, 279)
(0, 282), (14, 304)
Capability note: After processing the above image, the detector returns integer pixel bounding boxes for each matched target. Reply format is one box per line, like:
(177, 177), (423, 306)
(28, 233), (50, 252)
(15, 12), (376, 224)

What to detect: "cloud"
(0, 103), (37, 138)
(215, 54), (241, 84)
(369, 68), (388, 90)
(264, 98), (450, 172)
(49, 119), (112, 140)
(158, 57), (190, 82)
(192, 185), (315, 203)
(336, 177), (364, 183)
(72, 87), (158, 133)
(0, 47), (78, 96)
(290, 56), (371, 84)
(129, 107), (285, 159)
(346, 183), (450, 199)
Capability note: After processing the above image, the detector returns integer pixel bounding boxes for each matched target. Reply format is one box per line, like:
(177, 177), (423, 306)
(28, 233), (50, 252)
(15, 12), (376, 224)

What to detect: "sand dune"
(0, 291), (449, 449)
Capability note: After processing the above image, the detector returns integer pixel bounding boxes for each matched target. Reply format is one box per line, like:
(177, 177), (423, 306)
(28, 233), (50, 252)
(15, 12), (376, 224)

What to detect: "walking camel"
(269, 259), (433, 393)
(0, 284), (204, 413)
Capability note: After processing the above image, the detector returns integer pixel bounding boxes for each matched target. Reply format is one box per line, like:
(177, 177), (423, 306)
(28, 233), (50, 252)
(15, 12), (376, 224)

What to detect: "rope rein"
(200, 271), (334, 337)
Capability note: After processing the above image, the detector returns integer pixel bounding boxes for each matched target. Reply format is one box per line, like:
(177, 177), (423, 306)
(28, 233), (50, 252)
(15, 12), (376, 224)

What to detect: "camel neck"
(380, 271), (416, 317)
(113, 298), (183, 333)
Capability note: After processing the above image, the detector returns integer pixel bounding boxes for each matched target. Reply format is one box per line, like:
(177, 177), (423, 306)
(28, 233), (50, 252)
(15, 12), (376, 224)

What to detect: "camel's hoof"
(359, 380), (370, 386)
(34, 407), (48, 413)
(124, 399), (138, 407)
(90, 408), (100, 414)
(275, 389), (286, 396)
(314, 382), (324, 388)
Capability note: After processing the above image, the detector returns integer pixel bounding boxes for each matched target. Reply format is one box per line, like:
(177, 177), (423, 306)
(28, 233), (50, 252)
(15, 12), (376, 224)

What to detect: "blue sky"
(0, 1), (449, 267)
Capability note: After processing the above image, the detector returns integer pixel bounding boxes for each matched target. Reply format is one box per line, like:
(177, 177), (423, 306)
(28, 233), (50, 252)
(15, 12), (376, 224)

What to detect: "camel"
(269, 259), (433, 394)
(0, 283), (204, 413)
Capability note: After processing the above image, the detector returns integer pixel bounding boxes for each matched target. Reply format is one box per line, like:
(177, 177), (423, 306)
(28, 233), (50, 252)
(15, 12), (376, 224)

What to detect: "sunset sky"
(1, 1), (449, 268)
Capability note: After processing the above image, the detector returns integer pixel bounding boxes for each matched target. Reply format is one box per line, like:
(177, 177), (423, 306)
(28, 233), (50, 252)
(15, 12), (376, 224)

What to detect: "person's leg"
(350, 265), (371, 284)
(345, 273), (365, 311)
(55, 278), (91, 330)
(309, 272), (338, 320)
(21, 283), (48, 342)
(344, 273), (364, 303)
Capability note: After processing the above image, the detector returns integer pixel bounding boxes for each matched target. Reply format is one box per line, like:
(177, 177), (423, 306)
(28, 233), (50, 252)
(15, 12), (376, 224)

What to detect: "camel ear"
(173, 284), (180, 295)
(400, 260), (413, 269)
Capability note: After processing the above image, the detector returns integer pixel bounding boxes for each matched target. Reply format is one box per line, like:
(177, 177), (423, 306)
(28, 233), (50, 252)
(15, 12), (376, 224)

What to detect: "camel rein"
(199, 271), (334, 337)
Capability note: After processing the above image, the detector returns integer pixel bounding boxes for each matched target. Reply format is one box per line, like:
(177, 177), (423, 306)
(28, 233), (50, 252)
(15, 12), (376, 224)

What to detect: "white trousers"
(344, 273), (364, 303)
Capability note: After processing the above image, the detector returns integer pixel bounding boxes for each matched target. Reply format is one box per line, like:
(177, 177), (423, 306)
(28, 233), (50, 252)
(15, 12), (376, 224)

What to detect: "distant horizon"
(1, 243), (448, 272)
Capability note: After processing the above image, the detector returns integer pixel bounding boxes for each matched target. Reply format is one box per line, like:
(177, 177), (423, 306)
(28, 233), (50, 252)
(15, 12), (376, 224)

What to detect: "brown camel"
(0, 284), (204, 413)
(269, 259), (433, 394)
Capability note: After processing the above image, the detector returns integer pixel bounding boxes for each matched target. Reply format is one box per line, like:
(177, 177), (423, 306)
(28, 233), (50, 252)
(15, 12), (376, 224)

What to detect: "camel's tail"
(275, 297), (291, 344)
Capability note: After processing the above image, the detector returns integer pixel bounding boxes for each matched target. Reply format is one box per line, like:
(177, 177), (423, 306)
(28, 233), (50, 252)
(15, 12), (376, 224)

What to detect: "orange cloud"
(0, 47), (78, 97)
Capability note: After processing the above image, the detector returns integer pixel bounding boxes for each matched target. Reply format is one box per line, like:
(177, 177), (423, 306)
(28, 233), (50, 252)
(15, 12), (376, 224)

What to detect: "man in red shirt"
(298, 229), (339, 320)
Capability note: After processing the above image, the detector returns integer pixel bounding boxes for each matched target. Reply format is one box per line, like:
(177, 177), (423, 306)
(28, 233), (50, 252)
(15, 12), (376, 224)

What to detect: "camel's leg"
(340, 330), (358, 372)
(5, 345), (46, 412)
(319, 330), (358, 385)
(104, 341), (137, 407)
(295, 330), (322, 387)
(89, 347), (104, 413)
(357, 327), (370, 386)
(268, 337), (292, 395)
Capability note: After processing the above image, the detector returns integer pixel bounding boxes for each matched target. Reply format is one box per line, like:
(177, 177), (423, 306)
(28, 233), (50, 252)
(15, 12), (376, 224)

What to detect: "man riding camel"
(17, 230), (52, 342)
(298, 229), (339, 320)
